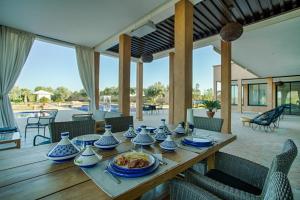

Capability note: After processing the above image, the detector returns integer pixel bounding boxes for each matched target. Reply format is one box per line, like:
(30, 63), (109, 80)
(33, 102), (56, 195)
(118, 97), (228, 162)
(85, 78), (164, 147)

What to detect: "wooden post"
(267, 77), (273, 110)
(221, 41), (231, 134)
(174, 0), (193, 124)
(136, 62), (143, 121)
(119, 34), (131, 116)
(169, 52), (175, 124)
(237, 79), (242, 113)
(94, 52), (100, 110)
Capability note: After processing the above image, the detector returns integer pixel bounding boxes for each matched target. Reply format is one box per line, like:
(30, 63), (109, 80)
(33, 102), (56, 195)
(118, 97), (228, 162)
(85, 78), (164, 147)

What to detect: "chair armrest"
(27, 117), (39, 124)
(38, 117), (54, 125)
(33, 135), (51, 146)
(170, 179), (222, 200)
(215, 152), (269, 190)
(185, 169), (259, 200)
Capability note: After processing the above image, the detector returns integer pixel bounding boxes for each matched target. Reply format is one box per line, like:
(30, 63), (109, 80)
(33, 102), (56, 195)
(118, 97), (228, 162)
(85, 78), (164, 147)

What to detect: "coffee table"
(0, 131), (21, 149)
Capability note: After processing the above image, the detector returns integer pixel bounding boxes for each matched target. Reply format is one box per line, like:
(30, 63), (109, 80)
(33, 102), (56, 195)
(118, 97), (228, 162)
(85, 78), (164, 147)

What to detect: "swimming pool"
(14, 111), (41, 118)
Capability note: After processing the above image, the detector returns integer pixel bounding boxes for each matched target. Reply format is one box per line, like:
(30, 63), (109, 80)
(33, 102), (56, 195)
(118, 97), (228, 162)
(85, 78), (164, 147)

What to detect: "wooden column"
(221, 41), (231, 134)
(267, 77), (273, 110)
(173, 0), (193, 124)
(237, 79), (242, 113)
(119, 34), (131, 116)
(136, 62), (143, 121)
(169, 52), (175, 124)
(94, 52), (100, 110)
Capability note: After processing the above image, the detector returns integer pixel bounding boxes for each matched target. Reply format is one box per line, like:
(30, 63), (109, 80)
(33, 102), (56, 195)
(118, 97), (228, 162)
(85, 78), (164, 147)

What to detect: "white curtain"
(75, 46), (96, 113)
(0, 26), (35, 128)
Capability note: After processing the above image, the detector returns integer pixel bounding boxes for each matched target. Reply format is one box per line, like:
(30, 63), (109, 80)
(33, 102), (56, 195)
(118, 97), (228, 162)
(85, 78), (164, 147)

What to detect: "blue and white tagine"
(174, 123), (185, 134)
(156, 119), (171, 135)
(123, 124), (137, 138)
(94, 125), (120, 149)
(155, 126), (167, 142)
(46, 132), (80, 162)
(74, 145), (102, 168)
(160, 135), (177, 151)
(132, 125), (155, 146)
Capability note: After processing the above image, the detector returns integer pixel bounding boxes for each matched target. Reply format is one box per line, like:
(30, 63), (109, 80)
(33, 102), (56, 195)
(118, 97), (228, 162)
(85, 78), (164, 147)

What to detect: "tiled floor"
(14, 108), (300, 198)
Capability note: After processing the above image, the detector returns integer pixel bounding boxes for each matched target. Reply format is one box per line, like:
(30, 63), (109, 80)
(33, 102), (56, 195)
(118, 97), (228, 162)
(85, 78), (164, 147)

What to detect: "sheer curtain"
(75, 46), (96, 113)
(0, 26), (35, 128)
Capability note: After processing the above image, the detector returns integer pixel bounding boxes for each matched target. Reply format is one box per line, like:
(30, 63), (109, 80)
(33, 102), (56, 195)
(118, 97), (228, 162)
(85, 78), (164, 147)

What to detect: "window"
(248, 84), (267, 106)
(231, 85), (238, 105)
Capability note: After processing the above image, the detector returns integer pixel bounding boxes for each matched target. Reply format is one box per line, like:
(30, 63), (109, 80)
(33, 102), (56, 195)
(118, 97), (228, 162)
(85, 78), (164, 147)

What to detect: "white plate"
(131, 138), (155, 146)
(45, 152), (80, 161)
(185, 137), (212, 143)
(94, 143), (119, 149)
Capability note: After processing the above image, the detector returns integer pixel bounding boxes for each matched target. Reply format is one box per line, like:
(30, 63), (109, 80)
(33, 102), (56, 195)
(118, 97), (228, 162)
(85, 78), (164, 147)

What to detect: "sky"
(16, 40), (220, 92)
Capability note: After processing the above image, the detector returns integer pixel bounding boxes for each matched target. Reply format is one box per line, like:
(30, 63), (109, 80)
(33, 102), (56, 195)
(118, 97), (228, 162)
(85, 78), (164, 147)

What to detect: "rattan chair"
(33, 119), (95, 145)
(170, 172), (294, 200)
(183, 139), (297, 200)
(193, 116), (223, 132)
(104, 116), (133, 133)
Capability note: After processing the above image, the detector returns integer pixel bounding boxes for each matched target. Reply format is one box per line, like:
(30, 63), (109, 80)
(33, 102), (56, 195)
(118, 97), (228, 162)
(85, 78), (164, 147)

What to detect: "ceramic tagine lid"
(46, 132), (80, 161)
(160, 135), (177, 151)
(94, 125), (119, 146)
(155, 126), (167, 142)
(123, 124), (137, 138)
(160, 119), (171, 134)
(74, 145), (102, 168)
(132, 125), (155, 145)
(174, 122), (185, 134)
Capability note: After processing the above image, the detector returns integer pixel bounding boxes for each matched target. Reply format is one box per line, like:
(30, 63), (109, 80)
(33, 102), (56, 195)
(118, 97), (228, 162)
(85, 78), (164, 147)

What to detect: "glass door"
(276, 81), (300, 115)
(290, 82), (300, 115)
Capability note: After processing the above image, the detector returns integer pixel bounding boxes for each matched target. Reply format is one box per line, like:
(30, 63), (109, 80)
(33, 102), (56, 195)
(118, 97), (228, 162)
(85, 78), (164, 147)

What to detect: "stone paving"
(13, 108), (300, 198)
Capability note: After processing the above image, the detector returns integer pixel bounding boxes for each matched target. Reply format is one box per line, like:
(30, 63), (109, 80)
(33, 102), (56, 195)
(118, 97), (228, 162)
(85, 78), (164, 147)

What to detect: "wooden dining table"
(0, 129), (236, 200)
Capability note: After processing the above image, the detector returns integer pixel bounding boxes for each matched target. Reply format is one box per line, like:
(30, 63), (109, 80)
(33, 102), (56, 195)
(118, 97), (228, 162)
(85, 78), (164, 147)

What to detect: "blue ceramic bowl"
(106, 159), (159, 178)
(136, 126), (157, 133)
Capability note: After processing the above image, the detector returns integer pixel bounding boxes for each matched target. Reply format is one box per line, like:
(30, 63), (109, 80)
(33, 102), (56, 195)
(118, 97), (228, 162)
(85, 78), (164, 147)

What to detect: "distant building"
(33, 90), (52, 101)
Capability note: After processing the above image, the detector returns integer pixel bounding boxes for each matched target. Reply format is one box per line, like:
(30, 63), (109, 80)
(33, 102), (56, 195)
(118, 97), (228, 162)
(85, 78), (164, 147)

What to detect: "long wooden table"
(0, 131), (236, 200)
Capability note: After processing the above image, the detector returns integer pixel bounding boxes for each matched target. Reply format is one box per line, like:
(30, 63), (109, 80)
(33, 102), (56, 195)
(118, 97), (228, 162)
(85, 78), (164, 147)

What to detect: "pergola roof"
(108, 0), (300, 58)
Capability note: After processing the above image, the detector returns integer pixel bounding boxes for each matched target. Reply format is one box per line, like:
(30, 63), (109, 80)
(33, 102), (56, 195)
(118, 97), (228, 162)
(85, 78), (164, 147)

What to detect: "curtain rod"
(36, 34), (83, 49)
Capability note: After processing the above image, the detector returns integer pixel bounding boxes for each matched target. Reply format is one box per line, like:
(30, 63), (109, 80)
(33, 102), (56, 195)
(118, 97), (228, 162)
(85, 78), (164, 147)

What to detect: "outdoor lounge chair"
(181, 139), (297, 200)
(250, 105), (286, 132)
(33, 119), (95, 145)
(25, 109), (58, 138)
(104, 116), (133, 133)
(170, 172), (294, 200)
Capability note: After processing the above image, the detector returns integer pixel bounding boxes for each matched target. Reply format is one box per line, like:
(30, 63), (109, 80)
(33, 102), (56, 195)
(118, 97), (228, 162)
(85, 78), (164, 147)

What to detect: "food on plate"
(115, 151), (150, 168)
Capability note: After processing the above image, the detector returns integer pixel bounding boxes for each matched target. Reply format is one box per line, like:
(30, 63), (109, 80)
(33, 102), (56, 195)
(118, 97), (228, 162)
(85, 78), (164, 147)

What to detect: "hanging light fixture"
(220, 2), (243, 42)
(140, 53), (153, 63)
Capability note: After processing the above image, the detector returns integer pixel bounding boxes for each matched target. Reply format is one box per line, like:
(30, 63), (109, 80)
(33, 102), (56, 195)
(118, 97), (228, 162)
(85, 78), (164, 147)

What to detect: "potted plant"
(203, 100), (220, 118)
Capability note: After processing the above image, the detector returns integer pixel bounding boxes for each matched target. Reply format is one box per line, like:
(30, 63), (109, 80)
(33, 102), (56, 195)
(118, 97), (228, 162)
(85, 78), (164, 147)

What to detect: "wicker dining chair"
(33, 119), (96, 145)
(183, 139), (297, 200)
(193, 116), (223, 132)
(104, 116), (133, 133)
(170, 172), (294, 200)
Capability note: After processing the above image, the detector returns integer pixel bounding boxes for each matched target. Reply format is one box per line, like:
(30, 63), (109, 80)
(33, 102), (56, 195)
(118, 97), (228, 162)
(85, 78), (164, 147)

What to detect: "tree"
(9, 86), (22, 103)
(193, 83), (201, 100)
(130, 87), (136, 96)
(34, 86), (54, 93)
(67, 89), (88, 101)
(20, 88), (32, 103)
(39, 96), (50, 104)
(144, 82), (166, 103)
(202, 88), (213, 100)
(52, 87), (71, 102)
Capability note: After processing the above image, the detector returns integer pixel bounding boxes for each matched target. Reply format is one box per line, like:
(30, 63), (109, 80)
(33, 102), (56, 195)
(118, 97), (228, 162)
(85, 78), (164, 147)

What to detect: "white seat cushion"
(93, 111), (107, 121)
(105, 112), (122, 118)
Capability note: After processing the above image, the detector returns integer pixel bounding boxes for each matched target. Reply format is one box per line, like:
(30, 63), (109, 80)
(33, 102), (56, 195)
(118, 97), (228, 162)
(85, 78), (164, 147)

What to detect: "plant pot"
(206, 111), (215, 118)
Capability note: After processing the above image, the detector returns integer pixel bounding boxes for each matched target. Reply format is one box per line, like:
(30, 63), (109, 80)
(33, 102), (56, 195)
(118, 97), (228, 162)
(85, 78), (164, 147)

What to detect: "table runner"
(82, 155), (177, 198)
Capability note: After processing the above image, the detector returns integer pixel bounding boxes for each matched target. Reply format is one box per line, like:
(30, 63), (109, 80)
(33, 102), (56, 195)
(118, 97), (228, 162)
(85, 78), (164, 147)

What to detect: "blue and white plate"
(72, 134), (101, 147)
(94, 143), (119, 150)
(106, 158), (159, 178)
(184, 137), (212, 146)
(112, 153), (156, 173)
(182, 138), (213, 148)
(136, 126), (157, 133)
